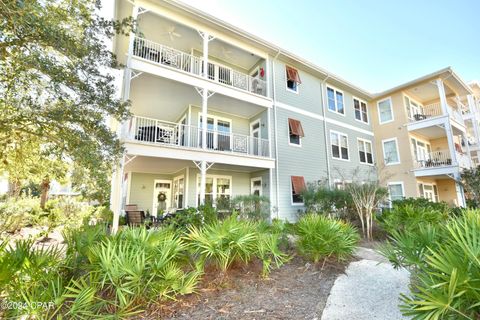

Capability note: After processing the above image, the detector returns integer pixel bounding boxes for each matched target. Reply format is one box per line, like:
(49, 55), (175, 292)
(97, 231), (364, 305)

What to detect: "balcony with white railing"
(132, 37), (267, 97)
(414, 149), (471, 170)
(409, 102), (465, 126)
(123, 116), (270, 158)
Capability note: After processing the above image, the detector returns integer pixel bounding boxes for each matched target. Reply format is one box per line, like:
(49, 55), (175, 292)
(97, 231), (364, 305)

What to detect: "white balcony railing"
(132, 37), (267, 97)
(410, 102), (464, 126)
(125, 116), (270, 158)
(414, 149), (472, 169)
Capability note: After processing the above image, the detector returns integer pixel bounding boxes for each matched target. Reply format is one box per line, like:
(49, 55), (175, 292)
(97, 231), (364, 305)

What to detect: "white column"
(437, 79), (457, 165)
(111, 155), (126, 234)
(467, 94), (480, 161)
(436, 78), (449, 115)
(201, 32), (210, 152)
(199, 161), (207, 205)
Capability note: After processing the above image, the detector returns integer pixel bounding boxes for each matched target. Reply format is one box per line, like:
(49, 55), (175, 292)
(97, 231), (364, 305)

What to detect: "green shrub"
(295, 214), (360, 263)
(163, 207), (203, 232)
(0, 196), (42, 232)
(231, 195), (270, 221)
(400, 210), (480, 319)
(300, 182), (355, 220)
(377, 200), (449, 234)
(186, 215), (288, 276)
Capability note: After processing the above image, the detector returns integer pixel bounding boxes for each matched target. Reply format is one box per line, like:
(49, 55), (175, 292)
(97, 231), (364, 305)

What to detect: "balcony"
(414, 149), (471, 170)
(123, 116), (270, 158)
(132, 37), (267, 97)
(409, 102), (464, 126)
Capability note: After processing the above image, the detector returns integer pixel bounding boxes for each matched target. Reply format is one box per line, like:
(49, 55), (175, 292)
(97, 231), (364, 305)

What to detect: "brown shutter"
(286, 66), (302, 84)
(288, 118), (305, 137)
(291, 176), (306, 194)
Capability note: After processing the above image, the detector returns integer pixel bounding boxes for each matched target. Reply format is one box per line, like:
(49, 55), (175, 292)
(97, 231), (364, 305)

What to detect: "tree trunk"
(8, 179), (21, 198)
(40, 178), (50, 209)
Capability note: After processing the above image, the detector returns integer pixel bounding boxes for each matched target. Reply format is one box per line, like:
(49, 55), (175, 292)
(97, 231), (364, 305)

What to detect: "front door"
(250, 120), (261, 156)
(423, 184), (435, 202)
(251, 177), (262, 196)
(153, 180), (172, 217)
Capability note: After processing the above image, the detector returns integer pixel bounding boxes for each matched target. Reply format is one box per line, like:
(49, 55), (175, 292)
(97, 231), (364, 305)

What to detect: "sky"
(179, 0), (480, 93)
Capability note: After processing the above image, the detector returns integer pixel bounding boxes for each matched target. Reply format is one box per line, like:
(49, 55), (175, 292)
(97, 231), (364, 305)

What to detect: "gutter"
(320, 75), (332, 187)
(271, 49), (281, 218)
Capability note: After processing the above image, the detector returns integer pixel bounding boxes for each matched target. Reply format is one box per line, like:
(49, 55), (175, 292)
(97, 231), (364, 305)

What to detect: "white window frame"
(377, 97), (394, 124)
(330, 130), (350, 161)
(404, 94), (425, 120)
(285, 66), (299, 94)
(353, 97), (369, 124)
(326, 85), (345, 116)
(198, 113), (233, 150)
(290, 176), (305, 206)
(387, 181), (405, 203)
(419, 182), (439, 202)
(357, 138), (374, 165)
(250, 177), (262, 196)
(410, 136), (432, 163)
(196, 174), (232, 206)
(382, 137), (401, 165)
(287, 118), (302, 147)
(172, 175), (185, 209)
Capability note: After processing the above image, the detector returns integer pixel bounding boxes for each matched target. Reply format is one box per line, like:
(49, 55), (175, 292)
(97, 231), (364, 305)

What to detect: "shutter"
(286, 66), (302, 84)
(288, 118), (305, 137)
(291, 176), (306, 194)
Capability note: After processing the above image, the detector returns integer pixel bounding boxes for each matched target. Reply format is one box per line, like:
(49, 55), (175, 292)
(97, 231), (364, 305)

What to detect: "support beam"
(193, 161), (214, 205)
(436, 79), (458, 165)
(467, 94), (480, 160)
(436, 79), (449, 116)
(111, 154), (126, 234)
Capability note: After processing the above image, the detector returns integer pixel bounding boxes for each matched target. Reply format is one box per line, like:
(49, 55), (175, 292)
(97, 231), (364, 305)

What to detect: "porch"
(120, 156), (270, 217)
(416, 177), (464, 207)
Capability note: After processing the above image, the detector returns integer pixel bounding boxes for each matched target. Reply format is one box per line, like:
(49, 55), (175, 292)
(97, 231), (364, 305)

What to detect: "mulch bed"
(138, 255), (348, 320)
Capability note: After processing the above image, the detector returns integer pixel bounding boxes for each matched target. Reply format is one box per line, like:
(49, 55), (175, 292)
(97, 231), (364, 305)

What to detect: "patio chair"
(125, 205), (146, 226)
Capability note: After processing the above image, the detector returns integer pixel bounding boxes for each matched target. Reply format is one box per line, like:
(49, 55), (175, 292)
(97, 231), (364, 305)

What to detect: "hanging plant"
(157, 191), (167, 202)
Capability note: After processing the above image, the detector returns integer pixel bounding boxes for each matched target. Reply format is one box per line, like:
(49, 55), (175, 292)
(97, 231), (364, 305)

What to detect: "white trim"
(197, 113), (233, 151)
(403, 93), (424, 120)
(357, 137), (374, 165)
(353, 96), (369, 124)
(377, 97), (394, 124)
(172, 174), (185, 209)
(250, 177), (262, 196)
(274, 102), (374, 136)
(287, 118), (302, 147)
(195, 174), (233, 206)
(387, 181), (405, 202)
(126, 172), (132, 204)
(382, 137), (401, 165)
(185, 166), (190, 207)
(326, 85), (346, 116)
(330, 130), (350, 161)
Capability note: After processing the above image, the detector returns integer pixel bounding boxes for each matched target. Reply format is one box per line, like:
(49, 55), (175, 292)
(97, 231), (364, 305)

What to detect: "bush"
(0, 196), (42, 233)
(300, 182), (354, 220)
(163, 207), (203, 232)
(231, 195), (270, 221)
(399, 210), (480, 319)
(295, 214), (360, 263)
(186, 215), (288, 276)
(377, 199), (449, 234)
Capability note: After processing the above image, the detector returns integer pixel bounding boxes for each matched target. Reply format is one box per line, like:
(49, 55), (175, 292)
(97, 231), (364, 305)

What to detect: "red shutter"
(291, 176), (306, 194)
(288, 118), (305, 137)
(286, 66), (302, 84)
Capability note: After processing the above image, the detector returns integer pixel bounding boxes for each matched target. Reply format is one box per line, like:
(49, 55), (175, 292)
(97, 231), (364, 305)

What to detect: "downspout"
(320, 75), (332, 187)
(271, 49), (281, 218)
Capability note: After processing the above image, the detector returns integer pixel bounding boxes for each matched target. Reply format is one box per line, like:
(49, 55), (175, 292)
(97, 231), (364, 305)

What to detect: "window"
(354, 98), (368, 123)
(327, 87), (344, 114)
(286, 66), (301, 92)
(199, 115), (232, 151)
(382, 138), (400, 165)
(288, 118), (304, 146)
(405, 95), (424, 120)
(291, 176), (306, 204)
(358, 139), (374, 164)
(419, 183), (439, 202)
(378, 98), (393, 124)
(388, 182), (404, 202)
(330, 131), (349, 160)
(173, 175), (184, 209)
(196, 175), (232, 206)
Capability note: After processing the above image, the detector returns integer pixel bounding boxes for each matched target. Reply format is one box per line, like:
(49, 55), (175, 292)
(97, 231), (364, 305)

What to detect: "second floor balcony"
(408, 102), (465, 126)
(122, 116), (270, 159)
(414, 149), (471, 170)
(132, 37), (267, 97)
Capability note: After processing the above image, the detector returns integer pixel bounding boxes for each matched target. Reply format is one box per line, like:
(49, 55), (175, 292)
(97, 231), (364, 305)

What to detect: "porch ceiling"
(124, 155), (269, 174)
(129, 73), (267, 121)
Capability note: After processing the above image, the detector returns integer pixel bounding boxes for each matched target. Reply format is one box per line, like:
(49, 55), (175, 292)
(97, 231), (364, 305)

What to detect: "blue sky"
(180, 0), (480, 93)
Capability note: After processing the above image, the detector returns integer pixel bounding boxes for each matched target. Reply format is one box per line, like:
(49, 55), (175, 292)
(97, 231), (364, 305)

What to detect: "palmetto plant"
(295, 214), (360, 263)
(400, 210), (480, 319)
(186, 215), (288, 275)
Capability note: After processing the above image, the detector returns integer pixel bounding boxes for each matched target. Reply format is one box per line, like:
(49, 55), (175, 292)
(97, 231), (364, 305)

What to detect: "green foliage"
(295, 214), (360, 263)
(0, 196), (42, 232)
(0, 0), (134, 203)
(163, 207), (204, 232)
(231, 194), (270, 221)
(186, 215), (288, 276)
(400, 210), (480, 319)
(378, 200), (449, 235)
(461, 167), (480, 207)
(300, 182), (353, 218)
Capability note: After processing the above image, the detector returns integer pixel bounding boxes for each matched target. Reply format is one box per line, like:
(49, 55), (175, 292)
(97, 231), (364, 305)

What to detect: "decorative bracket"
(138, 7), (150, 15)
(124, 155), (137, 166)
(194, 87), (215, 99)
(193, 161), (215, 171)
(197, 30), (215, 42)
(131, 71), (143, 80)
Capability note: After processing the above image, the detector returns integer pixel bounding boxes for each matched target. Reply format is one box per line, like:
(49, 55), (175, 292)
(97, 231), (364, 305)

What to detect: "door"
(251, 177), (262, 196)
(199, 116), (231, 151)
(153, 180), (172, 217)
(250, 120), (261, 156)
(172, 176), (185, 210)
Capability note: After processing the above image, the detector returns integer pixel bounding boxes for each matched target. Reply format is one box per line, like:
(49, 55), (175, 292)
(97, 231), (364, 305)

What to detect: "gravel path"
(321, 247), (410, 320)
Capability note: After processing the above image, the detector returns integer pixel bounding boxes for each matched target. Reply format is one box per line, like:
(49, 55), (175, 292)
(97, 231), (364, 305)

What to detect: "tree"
(346, 182), (388, 240)
(460, 167), (480, 207)
(0, 0), (134, 203)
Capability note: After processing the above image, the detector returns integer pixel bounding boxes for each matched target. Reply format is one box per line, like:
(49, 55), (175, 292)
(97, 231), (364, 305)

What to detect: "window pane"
(366, 153), (373, 164)
(332, 145), (340, 158)
(358, 141), (365, 152)
(336, 92), (344, 114)
(359, 151), (366, 163)
(384, 140), (399, 164)
(217, 120), (231, 133)
(361, 102), (368, 122)
(379, 99), (393, 122)
(290, 134), (300, 145)
(389, 184), (403, 201)
(365, 141), (372, 153)
(330, 132), (339, 146)
(341, 147), (349, 159)
(328, 88), (336, 111)
(340, 135), (348, 148)
(355, 109), (361, 120)
(217, 178), (230, 195)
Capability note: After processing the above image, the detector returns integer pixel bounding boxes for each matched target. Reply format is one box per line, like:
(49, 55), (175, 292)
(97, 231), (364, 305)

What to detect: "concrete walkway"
(321, 247), (410, 320)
